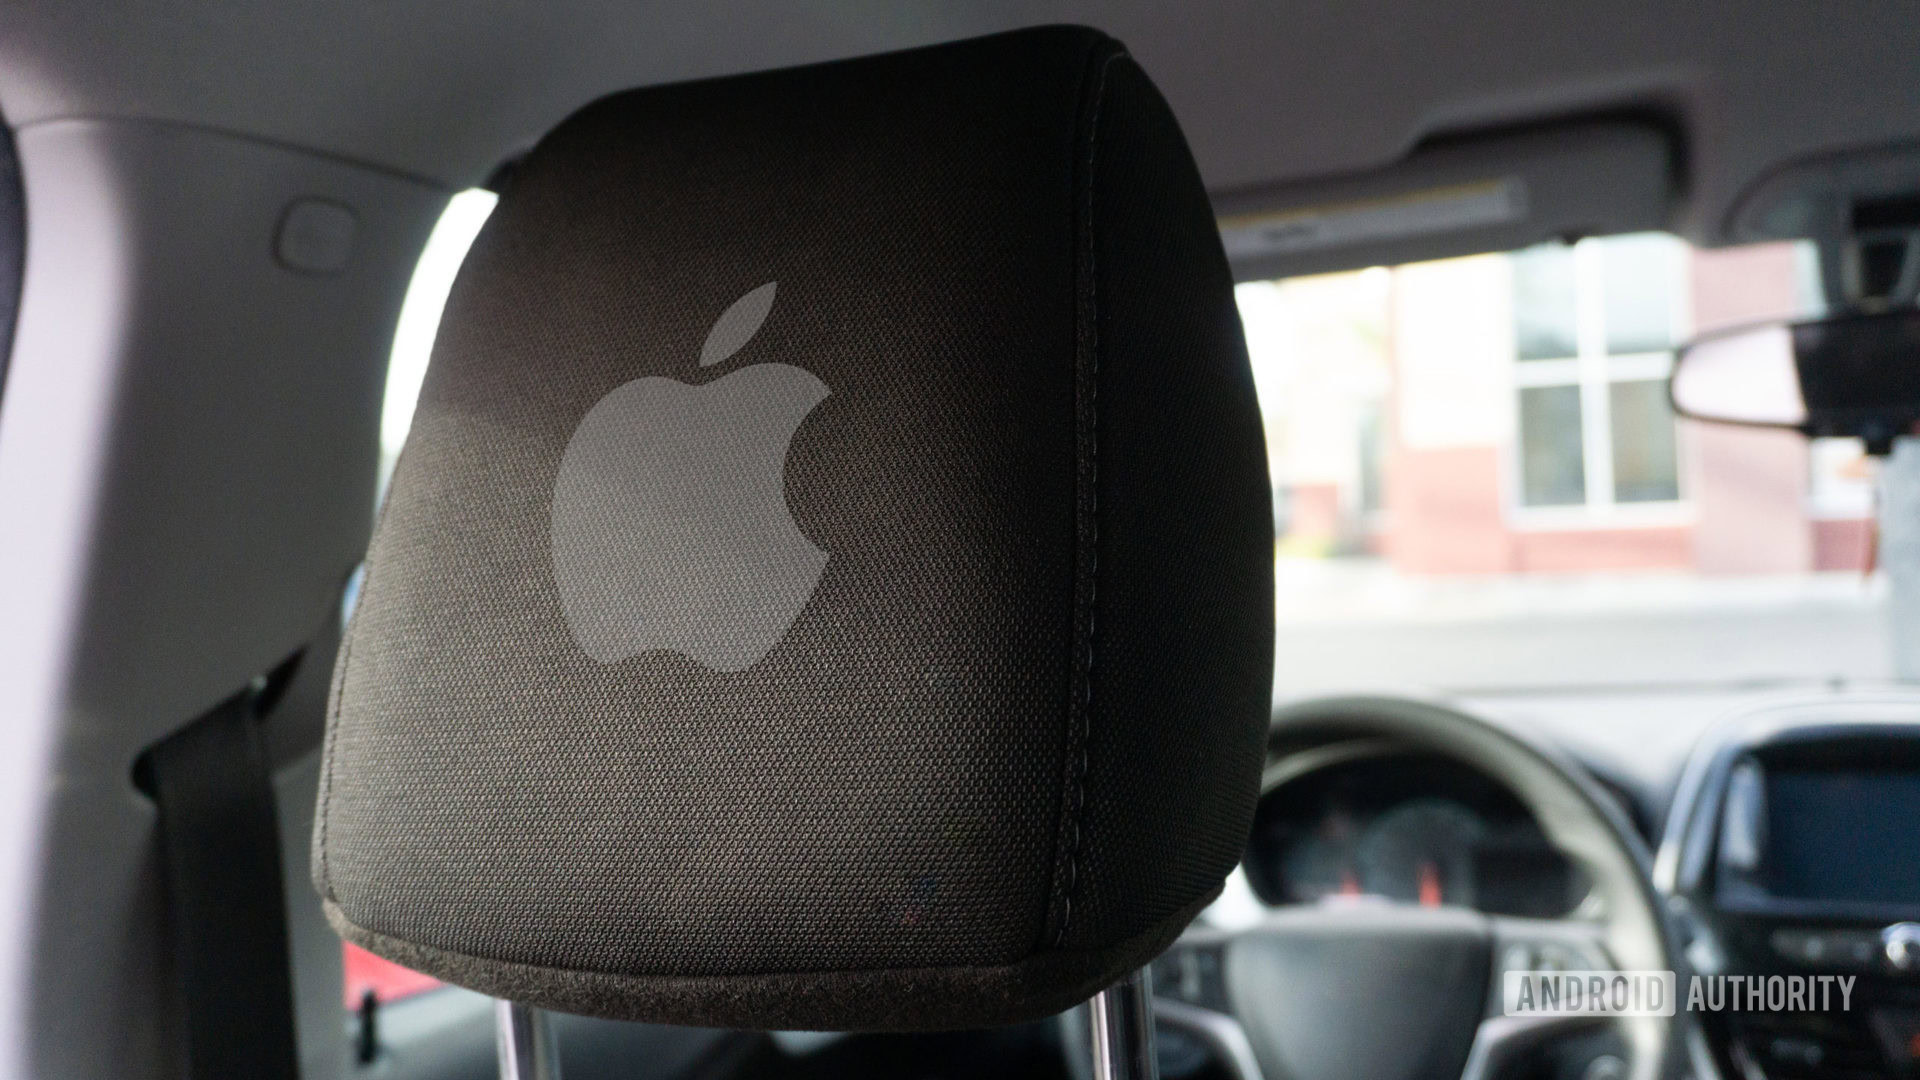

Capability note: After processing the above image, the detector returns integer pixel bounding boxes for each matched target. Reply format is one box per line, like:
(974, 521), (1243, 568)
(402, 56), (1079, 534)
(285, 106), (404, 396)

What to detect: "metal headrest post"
(1087, 969), (1158, 1080)
(496, 1000), (562, 1080)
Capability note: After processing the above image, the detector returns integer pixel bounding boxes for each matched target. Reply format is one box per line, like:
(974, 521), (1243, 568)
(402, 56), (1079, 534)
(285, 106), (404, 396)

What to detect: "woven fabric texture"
(315, 25), (1272, 1031)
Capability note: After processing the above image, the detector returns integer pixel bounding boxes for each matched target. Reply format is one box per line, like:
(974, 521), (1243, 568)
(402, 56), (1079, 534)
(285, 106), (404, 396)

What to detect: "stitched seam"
(1054, 44), (1120, 950)
(317, 526), (391, 903)
(319, 434), (417, 902)
(314, 579), (366, 902)
(315, 611), (350, 902)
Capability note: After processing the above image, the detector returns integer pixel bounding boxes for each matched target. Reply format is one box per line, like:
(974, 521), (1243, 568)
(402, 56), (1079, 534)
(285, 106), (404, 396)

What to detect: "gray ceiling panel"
(0, 2), (1916, 245)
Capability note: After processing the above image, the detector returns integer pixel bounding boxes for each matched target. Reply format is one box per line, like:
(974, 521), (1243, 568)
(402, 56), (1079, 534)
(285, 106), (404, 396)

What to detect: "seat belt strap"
(147, 689), (302, 1080)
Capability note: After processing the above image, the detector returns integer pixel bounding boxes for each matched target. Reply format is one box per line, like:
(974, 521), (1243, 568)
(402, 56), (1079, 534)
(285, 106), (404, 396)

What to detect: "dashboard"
(1236, 692), (1920, 1080)
(1243, 746), (1587, 918)
(1658, 698), (1920, 1080)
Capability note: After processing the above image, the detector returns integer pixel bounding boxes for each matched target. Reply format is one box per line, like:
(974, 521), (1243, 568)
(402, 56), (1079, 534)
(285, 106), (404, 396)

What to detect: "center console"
(1658, 698), (1920, 1079)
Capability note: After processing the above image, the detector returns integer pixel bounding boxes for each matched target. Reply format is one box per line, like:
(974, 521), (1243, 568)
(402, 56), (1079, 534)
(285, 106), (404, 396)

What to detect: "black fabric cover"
(314, 25), (1273, 1031)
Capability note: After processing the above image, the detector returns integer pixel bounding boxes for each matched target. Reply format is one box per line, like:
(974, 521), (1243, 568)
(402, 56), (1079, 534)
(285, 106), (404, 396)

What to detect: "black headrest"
(315, 25), (1273, 1032)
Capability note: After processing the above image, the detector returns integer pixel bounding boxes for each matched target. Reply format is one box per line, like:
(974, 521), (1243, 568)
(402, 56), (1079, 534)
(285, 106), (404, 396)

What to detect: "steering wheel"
(1090, 696), (1687, 1080)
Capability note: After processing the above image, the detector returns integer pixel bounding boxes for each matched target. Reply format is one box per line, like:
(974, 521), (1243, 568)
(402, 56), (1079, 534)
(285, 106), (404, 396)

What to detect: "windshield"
(1242, 234), (1890, 700)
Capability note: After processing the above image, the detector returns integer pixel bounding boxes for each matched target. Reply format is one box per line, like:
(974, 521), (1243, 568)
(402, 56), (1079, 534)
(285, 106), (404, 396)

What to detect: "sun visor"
(1217, 121), (1676, 280)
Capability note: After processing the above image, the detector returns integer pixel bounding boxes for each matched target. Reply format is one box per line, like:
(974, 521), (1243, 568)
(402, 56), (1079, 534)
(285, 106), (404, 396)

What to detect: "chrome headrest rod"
(496, 1000), (562, 1080)
(1088, 969), (1159, 1080)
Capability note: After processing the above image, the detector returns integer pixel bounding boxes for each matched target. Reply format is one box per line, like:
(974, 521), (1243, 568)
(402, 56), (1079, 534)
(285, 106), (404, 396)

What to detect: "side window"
(379, 189), (498, 491)
(345, 188), (497, 1007)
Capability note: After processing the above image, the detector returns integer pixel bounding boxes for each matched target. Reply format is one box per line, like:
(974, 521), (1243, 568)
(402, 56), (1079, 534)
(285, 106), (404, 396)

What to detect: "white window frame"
(1508, 237), (1693, 530)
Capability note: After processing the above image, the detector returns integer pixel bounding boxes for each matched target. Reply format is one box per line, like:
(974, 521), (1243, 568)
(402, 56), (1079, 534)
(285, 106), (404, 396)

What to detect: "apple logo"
(550, 281), (830, 671)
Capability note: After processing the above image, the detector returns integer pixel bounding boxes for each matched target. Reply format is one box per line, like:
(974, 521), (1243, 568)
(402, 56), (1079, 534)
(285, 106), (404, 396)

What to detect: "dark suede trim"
(324, 885), (1215, 1031)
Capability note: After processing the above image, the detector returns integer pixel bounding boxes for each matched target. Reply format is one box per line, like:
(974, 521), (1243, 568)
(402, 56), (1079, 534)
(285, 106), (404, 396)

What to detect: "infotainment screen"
(1764, 769), (1920, 904)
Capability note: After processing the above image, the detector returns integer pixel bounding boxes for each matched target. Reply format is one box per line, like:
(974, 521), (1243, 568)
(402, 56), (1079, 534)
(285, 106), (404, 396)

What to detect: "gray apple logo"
(550, 282), (830, 671)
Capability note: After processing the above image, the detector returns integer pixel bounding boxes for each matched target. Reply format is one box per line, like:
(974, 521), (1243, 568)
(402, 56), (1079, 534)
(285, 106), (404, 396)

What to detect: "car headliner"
(1, 1), (1917, 246)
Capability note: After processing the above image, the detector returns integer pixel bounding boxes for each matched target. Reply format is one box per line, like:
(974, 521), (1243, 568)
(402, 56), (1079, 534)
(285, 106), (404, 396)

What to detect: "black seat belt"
(144, 685), (302, 1080)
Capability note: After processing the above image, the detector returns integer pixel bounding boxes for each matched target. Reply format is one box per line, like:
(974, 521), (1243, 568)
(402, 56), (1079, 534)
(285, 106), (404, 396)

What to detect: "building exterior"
(1239, 237), (1874, 577)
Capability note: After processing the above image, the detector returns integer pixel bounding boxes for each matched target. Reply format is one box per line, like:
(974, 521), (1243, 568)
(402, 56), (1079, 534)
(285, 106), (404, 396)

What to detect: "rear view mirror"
(1670, 309), (1920, 453)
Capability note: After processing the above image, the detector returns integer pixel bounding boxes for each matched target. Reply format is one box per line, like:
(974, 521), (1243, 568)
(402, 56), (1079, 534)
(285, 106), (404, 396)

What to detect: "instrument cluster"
(1244, 749), (1586, 918)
